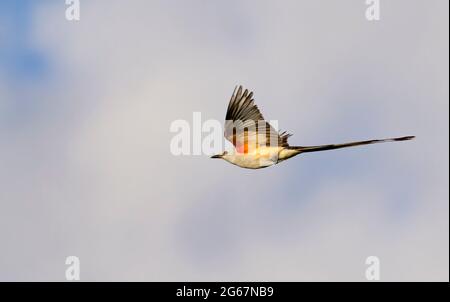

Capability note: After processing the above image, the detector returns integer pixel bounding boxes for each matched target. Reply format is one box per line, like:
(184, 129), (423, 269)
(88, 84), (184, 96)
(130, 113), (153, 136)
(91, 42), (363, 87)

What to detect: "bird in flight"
(211, 85), (415, 169)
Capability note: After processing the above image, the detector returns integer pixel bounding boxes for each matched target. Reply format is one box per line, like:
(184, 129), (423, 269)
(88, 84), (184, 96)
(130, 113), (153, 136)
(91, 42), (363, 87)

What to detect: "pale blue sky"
(0, 0), (448, 281)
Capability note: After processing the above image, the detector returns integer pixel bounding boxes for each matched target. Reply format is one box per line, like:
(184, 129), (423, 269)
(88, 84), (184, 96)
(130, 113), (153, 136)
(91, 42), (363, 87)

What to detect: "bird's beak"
(210, 154), (222, 159)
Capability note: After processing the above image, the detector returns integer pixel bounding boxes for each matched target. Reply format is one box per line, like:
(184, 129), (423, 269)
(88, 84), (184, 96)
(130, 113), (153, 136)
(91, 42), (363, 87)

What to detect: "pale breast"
(228, 147), (283, 169)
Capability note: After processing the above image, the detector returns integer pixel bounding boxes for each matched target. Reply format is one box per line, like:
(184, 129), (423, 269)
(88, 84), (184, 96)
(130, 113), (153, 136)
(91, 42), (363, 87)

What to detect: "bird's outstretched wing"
(224, 85), (291, 153)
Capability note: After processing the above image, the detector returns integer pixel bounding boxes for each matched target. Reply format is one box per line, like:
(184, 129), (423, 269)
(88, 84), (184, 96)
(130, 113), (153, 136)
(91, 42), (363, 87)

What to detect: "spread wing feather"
(224, 85), (291, 153)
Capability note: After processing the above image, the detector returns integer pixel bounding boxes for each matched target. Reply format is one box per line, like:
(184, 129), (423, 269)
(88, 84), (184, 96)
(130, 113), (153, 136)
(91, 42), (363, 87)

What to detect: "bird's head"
(211, 150), (228, 159)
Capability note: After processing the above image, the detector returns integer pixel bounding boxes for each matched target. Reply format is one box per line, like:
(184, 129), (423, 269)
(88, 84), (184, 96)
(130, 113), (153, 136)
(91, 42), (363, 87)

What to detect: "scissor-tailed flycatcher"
(211, 85), (414, 169)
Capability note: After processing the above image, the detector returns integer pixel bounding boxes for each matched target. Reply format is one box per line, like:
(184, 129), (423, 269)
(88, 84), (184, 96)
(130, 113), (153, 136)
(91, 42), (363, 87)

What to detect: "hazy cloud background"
(0, 0), (448, 281)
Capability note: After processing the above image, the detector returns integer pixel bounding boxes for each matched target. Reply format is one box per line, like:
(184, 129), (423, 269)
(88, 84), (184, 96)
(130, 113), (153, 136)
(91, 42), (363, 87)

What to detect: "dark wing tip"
(225, 84), (261, 121)
(278, 131), (293, 147)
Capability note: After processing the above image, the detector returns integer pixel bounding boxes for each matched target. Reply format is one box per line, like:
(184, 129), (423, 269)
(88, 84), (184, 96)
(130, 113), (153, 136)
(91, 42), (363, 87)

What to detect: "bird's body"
(220, 146), (300, 169)
(211, 85), (414, 169)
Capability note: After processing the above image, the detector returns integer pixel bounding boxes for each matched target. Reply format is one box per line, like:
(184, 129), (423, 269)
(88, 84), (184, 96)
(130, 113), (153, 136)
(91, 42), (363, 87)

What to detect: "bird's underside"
(212, 85), (415, 169)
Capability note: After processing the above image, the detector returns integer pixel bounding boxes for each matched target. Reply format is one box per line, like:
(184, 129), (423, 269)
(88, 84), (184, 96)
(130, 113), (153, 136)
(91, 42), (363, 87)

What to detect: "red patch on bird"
(235, 142), (248, 154)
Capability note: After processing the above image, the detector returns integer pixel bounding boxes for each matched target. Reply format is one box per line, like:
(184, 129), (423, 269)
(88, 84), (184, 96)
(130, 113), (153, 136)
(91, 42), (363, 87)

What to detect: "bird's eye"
(223, 151), (228, 155)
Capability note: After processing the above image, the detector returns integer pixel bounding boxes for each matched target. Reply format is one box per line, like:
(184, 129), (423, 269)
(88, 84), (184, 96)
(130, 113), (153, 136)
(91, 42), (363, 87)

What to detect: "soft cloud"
(0, 0), (447, 281)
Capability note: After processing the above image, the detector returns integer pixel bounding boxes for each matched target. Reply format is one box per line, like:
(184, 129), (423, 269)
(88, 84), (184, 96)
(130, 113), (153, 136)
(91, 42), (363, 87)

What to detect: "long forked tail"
(290, 136), (415, 153)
